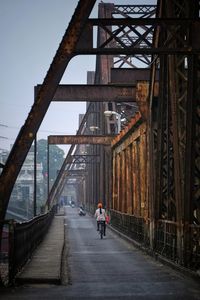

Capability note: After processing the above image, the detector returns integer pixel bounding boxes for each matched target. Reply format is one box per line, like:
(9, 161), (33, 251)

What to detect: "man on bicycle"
(94, 202), (106, 236)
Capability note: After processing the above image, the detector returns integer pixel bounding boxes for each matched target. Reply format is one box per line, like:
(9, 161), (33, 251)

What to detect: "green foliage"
(37, 139), (65, 181)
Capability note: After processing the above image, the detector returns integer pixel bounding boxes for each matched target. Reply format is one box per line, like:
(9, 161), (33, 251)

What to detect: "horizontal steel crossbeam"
(75, 47), (200, 55)
(48, 135), (115, 145)
(88, 18), (198, 26)
(35, 84), (136, 102)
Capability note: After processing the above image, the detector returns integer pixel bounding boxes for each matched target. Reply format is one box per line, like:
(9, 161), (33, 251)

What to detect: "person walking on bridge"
(94, 202), (107, 236)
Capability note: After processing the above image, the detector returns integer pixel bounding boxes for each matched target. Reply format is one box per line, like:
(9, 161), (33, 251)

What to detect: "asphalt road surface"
(62, 207), (200, 299)
(1, 206), (200, 299)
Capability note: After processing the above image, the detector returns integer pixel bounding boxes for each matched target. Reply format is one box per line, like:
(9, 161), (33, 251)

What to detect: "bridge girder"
(35, 84), (136, 102)
(48, 135), (115, 145)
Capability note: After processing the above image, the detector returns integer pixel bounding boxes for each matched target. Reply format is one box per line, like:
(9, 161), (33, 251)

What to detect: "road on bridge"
(1, 206), (200, 300)
(62, 207), (200, 299)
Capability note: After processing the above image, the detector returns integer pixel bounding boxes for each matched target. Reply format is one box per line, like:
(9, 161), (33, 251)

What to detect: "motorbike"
(79, 208), (86, 216)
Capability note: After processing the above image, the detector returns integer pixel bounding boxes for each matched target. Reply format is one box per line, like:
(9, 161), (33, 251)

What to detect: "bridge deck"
(1, 206), (200, 299)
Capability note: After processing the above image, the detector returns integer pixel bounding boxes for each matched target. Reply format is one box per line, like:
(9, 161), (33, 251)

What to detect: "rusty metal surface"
(48, 135), (115, 145)
(0, 0), (96, 223)
(147, 0), (200, 269)
(112, 112), (147, 219)
(110, 68), (159, 84)
(136, 81), (159, 120)
(35, 84), (136, 102)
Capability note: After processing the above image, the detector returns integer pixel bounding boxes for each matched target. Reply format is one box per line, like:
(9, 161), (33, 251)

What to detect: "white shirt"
(95, 208), (106, 221)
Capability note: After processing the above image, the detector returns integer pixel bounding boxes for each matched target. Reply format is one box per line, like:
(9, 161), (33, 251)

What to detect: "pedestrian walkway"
(16, 208), (65, 284)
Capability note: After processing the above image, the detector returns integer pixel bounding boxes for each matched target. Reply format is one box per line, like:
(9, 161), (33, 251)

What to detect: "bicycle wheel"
(100, 228), (103, 239)
(100, 222), (103, 239)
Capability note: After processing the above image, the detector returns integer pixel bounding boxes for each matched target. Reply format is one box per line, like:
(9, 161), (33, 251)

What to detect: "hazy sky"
(0, 0), (94, 154)
(0, 0), (155, 154)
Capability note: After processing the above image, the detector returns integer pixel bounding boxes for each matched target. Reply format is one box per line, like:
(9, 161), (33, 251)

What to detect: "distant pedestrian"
(59, 196), (64, 207)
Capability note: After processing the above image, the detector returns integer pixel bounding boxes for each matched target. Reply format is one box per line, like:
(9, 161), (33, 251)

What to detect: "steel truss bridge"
(0, 0), (200, 284)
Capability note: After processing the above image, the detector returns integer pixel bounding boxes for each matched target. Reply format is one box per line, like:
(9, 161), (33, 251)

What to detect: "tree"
(37, 139), (65, 181)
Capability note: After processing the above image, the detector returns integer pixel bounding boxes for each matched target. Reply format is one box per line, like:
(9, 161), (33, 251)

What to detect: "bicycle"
(98, 220), (105, 239)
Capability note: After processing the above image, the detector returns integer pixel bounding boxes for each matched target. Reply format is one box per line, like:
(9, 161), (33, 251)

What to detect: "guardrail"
(155, 219), (177, 261)
(0, 205), (56, 286)
(110, 209), (149, 245)
(110, 210), (200, 272)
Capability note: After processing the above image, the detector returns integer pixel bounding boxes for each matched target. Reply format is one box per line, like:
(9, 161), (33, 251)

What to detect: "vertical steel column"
(183, 9), (200, 266)
(112, 151), (117, 210)
(140, 130), (147, 219)
(136, 140), (141, 216)
(121, 150), (126, 213)
(126, 145), (132, 214)
(132, 142), (137, 215)
(33, 138), (37, 217)
(47, 143), (50, 209)
(168, 55), (183, 262)
(93, 3), (114, 209)
(116, 153), (120, 211)
(118, 153), (122, 212)
(105, 147), (112, 210)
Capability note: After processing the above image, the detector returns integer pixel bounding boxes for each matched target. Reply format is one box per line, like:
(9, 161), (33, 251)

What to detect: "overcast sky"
(0, 0), (94, 154)
(0, 0), (155, 155)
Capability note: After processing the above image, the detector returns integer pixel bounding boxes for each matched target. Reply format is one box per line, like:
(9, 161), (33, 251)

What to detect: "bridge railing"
(155, 219), (177, 261)
(0, 205), (56, 286)
(110, 211), (200, 272)
(187, 224), (200, 270)
(110, 209), (149, 246)
(155, 220), (200, 270)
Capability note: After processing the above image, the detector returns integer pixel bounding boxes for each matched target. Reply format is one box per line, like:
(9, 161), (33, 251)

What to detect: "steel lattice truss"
(86, 3), (157, 133)
(149, 0), (200, 266)
(112, 5), (157, 68)
(110, 4), (156, 128)
(63, 155), (100, 186)
(69, 155), (100, 165)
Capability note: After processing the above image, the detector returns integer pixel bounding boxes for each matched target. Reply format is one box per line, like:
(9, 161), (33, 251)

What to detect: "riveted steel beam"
(48, 135), (115, 145)
(110, 68), (159, 84)
(88, 18), (198, 26)
(35, 84), (136, 102)
(76, 47), (200, 55)
(136, 81), (159, 120)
